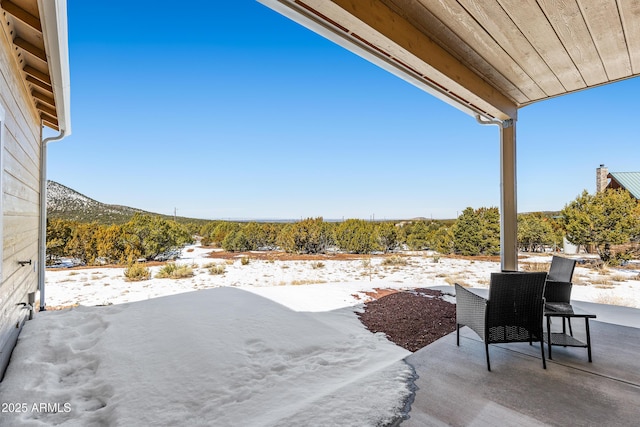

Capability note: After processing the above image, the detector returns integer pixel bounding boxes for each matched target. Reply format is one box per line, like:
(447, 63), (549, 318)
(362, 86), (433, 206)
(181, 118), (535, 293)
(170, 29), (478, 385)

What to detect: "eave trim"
(37, 0), (71, 136)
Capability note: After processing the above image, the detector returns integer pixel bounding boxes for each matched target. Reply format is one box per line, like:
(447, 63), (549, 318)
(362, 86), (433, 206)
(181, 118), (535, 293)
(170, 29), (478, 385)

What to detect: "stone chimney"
(596, 164), (609, 193)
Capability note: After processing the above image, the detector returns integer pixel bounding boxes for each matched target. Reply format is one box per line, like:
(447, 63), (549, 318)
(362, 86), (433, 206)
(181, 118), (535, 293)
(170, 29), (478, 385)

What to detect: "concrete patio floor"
(402, 297), (640, 426)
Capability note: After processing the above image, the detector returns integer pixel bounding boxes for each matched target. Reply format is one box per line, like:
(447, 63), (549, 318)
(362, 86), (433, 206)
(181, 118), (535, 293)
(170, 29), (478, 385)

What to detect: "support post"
(500, 121), (517, 271)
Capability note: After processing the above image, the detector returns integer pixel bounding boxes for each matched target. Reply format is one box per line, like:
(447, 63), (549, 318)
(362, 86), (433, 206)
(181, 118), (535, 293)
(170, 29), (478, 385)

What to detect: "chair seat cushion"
(545, 302), (573, 313)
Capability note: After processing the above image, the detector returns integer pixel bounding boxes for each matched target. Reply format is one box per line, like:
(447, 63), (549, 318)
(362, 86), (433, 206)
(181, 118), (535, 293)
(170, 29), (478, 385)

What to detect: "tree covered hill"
(46, 180), (209, 227)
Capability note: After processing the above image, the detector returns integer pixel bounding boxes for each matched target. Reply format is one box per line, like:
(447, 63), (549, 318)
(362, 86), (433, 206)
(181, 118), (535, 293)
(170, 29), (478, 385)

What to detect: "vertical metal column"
(500, 121), (517, 271)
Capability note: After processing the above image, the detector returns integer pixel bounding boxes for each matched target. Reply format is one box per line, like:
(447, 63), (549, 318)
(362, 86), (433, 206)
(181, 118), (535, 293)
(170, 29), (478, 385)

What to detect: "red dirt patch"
(363, 288), (400, 299)
(358, 289), (457, 352)
(352, 288), (400, 301)
(204, 250), (402, 262)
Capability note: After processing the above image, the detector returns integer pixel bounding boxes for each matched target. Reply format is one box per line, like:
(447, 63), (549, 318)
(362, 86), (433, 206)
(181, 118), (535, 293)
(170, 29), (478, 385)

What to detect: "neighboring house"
(0, 1), (71, 379)
(596, 165), (640, 199)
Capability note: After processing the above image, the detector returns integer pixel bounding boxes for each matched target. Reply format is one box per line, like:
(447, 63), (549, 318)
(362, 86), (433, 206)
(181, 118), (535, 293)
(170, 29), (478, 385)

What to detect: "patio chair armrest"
(455, 284), (487, 340)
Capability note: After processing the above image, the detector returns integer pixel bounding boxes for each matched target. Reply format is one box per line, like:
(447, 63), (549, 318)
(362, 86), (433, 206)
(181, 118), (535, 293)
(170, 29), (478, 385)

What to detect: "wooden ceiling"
(261, 0), (640, 121)
(1, 0), (60, 130)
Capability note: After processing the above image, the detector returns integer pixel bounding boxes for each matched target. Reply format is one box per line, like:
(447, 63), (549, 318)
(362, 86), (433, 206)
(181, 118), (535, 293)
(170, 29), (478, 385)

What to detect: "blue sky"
(46, 0), (640, 220)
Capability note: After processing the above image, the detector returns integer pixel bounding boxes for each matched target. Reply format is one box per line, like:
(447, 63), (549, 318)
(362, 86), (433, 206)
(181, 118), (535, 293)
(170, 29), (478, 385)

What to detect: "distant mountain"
(46, 180), (149, 224)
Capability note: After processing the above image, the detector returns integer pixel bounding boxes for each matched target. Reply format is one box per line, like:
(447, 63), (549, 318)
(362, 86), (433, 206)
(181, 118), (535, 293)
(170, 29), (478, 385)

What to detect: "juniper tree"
(334, 219), (379, 254)
(277, 217), (334, 254)
(452, 207), (500, 256)
(562, 189), (640, 262)
(517, 213), (555, 252)
(376, 222), (399, 253)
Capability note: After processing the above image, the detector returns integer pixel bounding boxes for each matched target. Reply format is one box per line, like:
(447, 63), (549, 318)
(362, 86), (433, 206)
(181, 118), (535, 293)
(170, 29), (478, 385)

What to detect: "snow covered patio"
(0, 287), (414, 426)
(1, 281), (638, 426)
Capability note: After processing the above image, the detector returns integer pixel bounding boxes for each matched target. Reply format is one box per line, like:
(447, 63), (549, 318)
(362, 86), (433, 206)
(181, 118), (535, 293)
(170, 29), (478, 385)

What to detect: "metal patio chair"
(544, 256), (577, 335)
(455, 272), (548, 371)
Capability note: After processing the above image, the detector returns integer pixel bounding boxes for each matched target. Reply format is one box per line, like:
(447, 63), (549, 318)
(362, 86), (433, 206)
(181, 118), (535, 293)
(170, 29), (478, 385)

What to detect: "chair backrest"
(547, 256), (576, 282)
(486, 272), (547, 342)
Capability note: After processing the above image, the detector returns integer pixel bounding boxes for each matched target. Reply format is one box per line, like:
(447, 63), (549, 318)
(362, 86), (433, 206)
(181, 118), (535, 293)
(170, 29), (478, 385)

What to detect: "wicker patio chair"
(544, 256), (577, 335)
(455, 272), (548, 371)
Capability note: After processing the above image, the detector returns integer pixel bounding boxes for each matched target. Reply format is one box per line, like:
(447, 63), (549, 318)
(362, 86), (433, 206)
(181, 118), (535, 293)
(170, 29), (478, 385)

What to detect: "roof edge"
(37, 0), (71, 136)
(607, 172), (640, 199)
(257, 0), (515, 122)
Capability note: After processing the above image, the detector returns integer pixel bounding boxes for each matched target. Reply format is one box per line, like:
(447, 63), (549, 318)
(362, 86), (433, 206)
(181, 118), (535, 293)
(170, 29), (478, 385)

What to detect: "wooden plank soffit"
(42, 117), (59, 131)
(40, 111), (58, 126)
(26, 75), (53, 93)
(14, 37), (47, 62)
(36, 101), (56, 117)
(304, 0), (517, 120)
(31, 89), (54, 106)
(23, 65), (51, 85)
(2, 0), (42, 32)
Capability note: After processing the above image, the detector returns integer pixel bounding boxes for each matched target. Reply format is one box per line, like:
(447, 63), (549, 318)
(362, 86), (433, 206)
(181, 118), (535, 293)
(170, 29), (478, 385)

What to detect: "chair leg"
(567, 317), (573, 336)
(456, 324), (460, 346)
(485, 342), (491, 371)
(540, 341), (547, 369)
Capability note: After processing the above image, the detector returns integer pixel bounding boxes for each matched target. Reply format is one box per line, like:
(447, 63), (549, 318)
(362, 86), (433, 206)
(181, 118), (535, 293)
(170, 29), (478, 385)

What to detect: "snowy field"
(42, 245), (640, 310)
(1, 245), (639, 426)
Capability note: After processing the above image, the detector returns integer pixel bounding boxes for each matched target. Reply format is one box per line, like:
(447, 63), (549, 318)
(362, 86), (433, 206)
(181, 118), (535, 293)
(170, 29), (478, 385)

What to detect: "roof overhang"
(259, 0), (516, 121)
(37, 0), (71, 136)
(259, 0), (515, 121)
(1, 0), (71, 135)
(259, 0), (640, 123)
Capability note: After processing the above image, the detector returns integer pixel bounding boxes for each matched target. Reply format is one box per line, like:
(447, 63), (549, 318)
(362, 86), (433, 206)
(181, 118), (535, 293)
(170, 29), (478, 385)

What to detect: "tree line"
(47, 188), (640, 266)
(47, 213), (193, 265)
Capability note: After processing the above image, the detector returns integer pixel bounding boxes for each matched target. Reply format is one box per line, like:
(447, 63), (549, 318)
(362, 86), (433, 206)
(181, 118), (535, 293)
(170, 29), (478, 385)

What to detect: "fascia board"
(37, 0), (71, 136)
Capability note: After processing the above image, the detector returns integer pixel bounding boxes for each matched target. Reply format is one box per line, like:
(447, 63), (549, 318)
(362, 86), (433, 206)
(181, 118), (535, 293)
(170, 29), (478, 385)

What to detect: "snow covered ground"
(41, 245), (640, 310)
(1, 245), (639, 426)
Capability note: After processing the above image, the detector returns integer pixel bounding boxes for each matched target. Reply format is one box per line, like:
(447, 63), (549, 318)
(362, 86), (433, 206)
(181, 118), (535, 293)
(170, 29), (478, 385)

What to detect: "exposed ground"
(204, 249), (501, 263)
(206, 250), (459, 351)
(357, 289), (456, 352)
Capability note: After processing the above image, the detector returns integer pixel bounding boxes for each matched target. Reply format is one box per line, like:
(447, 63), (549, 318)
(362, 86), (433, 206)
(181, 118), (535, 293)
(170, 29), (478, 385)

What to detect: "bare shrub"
(593, 294), (628, 306)
(289, 279), (327, 285)
(610, 274), (629, 282)
(520, 262), (549, 272)
(382, 255), (408, 266)
(209, 264), (226, 275)
(590, 276), (614, 286)
(477, 277), (490, 286)
(124, 263), (151, 281)
(445, 276), (469, 287)
(572, 274), (589, 285)
(156, 263), (193, 279)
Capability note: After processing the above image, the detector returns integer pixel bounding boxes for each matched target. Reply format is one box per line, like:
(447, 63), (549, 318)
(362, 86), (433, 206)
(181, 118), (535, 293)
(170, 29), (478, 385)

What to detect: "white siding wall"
(0, 29), (42, 363)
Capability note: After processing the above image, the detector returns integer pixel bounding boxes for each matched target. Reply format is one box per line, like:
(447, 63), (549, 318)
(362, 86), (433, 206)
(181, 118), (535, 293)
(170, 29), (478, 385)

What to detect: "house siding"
(0, 20), (42, 376)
